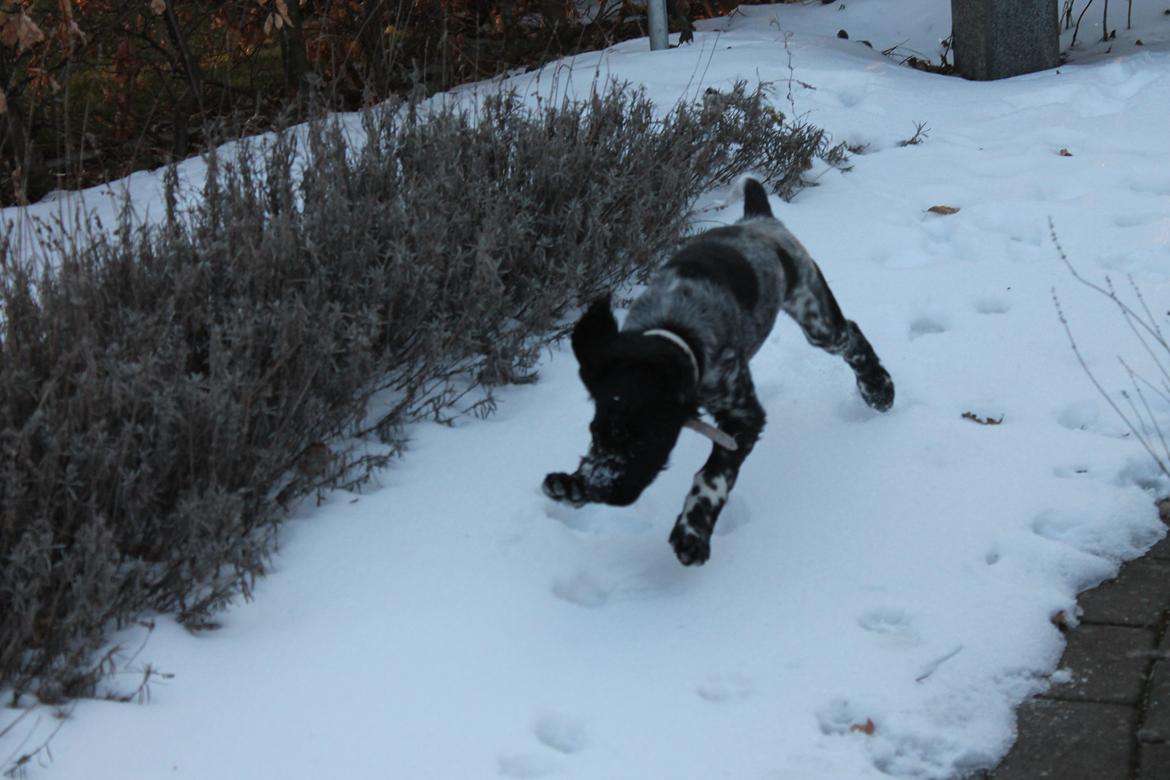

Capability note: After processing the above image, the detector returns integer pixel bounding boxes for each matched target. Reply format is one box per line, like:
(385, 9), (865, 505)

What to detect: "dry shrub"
(0, 79), (843, 710)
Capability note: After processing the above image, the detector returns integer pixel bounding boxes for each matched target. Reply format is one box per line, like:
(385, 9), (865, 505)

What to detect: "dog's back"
(624, 179), (789, 374)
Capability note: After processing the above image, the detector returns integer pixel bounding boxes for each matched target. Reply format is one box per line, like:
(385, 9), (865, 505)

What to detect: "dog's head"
(566, 297), (698, 506)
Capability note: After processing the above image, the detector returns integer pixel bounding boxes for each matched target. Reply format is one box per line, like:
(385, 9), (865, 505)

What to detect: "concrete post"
(951, 0), (1060, 80)
(647, 0), (669, 51)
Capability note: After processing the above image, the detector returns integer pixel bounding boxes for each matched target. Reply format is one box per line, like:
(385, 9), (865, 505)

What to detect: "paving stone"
(1044, 624), (1154, 705)
(990, 699), (1135, 780)
(1079, 559), (1170, 627)
(1139, 741), (1170, 780)
(1148, 532), (1170, 561)
(1144, 660), (1170, 742)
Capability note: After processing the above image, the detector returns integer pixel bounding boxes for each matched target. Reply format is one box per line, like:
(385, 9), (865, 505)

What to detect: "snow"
(4, 2), (1170, 778)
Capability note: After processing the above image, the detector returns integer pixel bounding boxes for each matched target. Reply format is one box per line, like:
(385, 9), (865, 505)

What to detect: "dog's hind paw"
(858, 368), (895, 412)
(669, 524), (711, 566)
(543, 472), (589, 507)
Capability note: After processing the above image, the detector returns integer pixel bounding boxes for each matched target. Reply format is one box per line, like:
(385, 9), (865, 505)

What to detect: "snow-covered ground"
(4, 2), (1170, 778)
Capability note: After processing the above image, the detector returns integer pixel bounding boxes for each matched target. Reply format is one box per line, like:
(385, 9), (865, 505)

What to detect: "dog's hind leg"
(781, 254), (894, 412)
(669, 356), (765, 566)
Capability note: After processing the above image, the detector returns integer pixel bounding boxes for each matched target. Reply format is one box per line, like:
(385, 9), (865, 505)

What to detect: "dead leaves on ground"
(962, 411), (1004, 426)
(850, 718), (877, 735)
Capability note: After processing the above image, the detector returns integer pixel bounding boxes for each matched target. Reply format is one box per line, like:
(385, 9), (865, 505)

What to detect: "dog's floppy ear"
(571, 296), (618, 388)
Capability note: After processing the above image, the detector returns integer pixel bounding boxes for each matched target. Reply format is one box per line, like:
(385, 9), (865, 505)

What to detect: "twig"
(897, 121), (930, 147)
(782, 28), (797, 119)
(916, 645), (964, 683)
(1071, 0), (1096, 48)
(3, 710), (68, 779)
(1121, 360), (1170, 465)
(1053, 290), (1170, 479)
(1049, 219), (1169, 353)
(1111, 279), (1170, 396)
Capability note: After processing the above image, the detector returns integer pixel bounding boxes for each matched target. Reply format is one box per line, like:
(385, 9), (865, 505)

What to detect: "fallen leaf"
(927, 205), (959, 216)
(850, 718), (876, 735)
(962, 411), (1004, 425)
(1058, 148), (1073, 157)
(149, 0), (166, 15)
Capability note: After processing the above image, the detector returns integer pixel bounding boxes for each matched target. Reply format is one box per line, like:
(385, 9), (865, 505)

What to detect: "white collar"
(642, 329), (738, 451)
(643, 328), (700, 386)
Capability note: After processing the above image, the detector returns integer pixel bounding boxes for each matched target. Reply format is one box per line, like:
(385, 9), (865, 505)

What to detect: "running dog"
(543, 179), (894, 565)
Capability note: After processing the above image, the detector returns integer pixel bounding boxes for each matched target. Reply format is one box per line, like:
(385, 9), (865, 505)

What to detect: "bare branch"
(1053, 289), (1170, 480)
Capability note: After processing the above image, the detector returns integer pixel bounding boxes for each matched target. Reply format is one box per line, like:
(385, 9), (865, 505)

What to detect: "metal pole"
(647, 0), (669, 51)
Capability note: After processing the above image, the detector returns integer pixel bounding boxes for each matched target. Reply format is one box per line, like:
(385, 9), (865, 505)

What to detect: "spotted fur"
(543, 178), (894, 565)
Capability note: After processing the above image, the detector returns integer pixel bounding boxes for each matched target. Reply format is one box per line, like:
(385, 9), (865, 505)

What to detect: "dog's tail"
(742, 177), (773, 219)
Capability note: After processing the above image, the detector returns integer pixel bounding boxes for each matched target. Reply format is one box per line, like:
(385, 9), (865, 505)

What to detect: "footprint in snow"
(1053, 400), (1140, 442)
(543, 500), (598, 534)
(1115, 457), (1168, 493)
(1055, 400), (1101, 432)
(497, 753), (558, 779)
(551, 557), (692, 610)
(533, 713), (589, 755)
(908, 315), (949, 340)
(830, 83), (867, 108)
(696, 672), (757, 703)
(857, 607), (921, 648)
(972, 297), (1011, 315)
(1129, 174), (1170, 197)
(497, 714), (589, 776)
(1115, 212), (1166, 228)
(551, 571), (611, 609)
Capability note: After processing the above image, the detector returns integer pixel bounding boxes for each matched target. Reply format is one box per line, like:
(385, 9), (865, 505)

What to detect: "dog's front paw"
(669, 523), (711, 566)
(543, 472), (589, 507)
(858, 367), (894, 413)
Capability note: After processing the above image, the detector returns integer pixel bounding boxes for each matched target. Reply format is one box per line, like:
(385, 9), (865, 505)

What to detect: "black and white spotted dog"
(543, 178), (894, 565)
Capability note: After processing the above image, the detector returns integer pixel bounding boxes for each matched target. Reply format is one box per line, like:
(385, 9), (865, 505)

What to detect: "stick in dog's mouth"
(683, 418), (739, 451)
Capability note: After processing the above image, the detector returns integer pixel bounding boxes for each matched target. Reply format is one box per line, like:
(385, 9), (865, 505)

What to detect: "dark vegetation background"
(0, 0), (781, 207)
